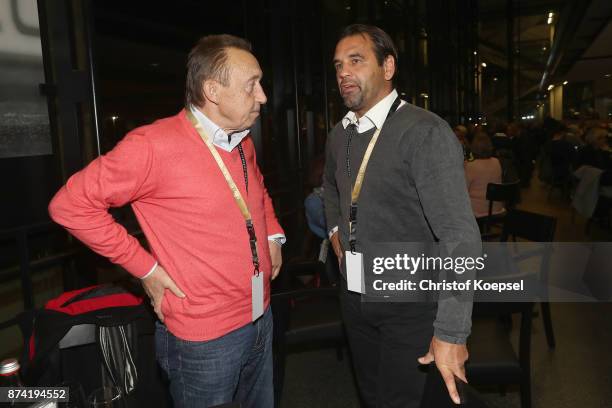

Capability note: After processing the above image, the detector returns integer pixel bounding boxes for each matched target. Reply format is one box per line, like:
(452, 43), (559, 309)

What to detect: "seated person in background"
(305, 155), (339, 285)
(575, 126), (612, 171)
(465, 131), (505, 219)
(546, 119), (575, 182)
(454, 124), (473, 161)
(490, 122), (519, 182)
(304, 155), (327, 239)
(454, 124), (467, 140)
(565, 123), (585, 147)
(491, 121), (512, 151)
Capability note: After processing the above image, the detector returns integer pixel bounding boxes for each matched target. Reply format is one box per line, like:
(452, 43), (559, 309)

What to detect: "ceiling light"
(547, 84), (554, 91)
(473, 51), (478, 55)
(563, 81), (568, 85)
(605, 74), (611, 78)
(420, 93), (429, 99)
(493, 77), (498, 82)
(481, 62), (487, 68)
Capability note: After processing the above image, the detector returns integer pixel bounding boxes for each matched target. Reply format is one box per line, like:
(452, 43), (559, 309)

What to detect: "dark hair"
(339, 24), (398, 72)
(471, 131), (494, 159)
(185, 34), (252, 107)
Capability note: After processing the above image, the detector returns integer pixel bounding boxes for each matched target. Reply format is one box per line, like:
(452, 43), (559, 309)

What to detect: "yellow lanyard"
(186, 109), (260, 274)
(347, 96), (400, 252)
(350, 127), (382, 204)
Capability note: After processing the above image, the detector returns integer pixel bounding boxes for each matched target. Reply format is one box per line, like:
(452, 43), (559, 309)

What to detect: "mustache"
(340, 80), (359, 88)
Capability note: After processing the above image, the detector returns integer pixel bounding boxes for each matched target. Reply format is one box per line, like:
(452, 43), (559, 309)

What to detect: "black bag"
(10, 283), (170, 407)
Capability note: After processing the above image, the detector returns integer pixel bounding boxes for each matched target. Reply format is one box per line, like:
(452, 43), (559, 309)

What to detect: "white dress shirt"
(190, 105), (250, 152)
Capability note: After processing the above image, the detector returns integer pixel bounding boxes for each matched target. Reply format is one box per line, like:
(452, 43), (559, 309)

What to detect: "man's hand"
(329, 231), (343, 266)
(269, 241), (282, 280)
(418, 336), (469, 405)
(142, 265), (186, 322)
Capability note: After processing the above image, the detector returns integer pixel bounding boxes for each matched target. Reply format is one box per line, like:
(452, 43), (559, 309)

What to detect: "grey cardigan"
(323, 102), (481, 344)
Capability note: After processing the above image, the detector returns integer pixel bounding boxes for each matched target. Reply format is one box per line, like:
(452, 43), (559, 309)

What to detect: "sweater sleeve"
(409, 121), (481, 344)
(249, 139), (284, 237)
(48, 132), (158, 278)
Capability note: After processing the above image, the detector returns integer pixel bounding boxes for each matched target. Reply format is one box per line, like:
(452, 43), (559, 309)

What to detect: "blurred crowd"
(456, 117), (612, 224)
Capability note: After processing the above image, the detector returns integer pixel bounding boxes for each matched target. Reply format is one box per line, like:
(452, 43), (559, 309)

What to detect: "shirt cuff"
(268, 234), (286, 246)
(140, 262), (158, 279)
(328, 226), (338, 239)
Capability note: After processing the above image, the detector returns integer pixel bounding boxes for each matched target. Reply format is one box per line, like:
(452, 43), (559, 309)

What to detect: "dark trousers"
(340, 281), (436, 408)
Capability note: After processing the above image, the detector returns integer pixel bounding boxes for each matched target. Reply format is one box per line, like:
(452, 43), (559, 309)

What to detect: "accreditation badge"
(252, 272), (264, 321)
(345, 251), (365, 294)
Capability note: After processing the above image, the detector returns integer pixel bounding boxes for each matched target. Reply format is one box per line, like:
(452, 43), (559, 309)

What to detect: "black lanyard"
(237, 144), (248, 194)
(236, 142), (256, 271)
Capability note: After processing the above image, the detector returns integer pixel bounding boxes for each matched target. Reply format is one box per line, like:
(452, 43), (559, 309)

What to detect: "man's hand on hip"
(418, 336), (469, 405)
(329, 232), (343, 266)
(269, 241), (282, 280)
(142, 264), (185, 323)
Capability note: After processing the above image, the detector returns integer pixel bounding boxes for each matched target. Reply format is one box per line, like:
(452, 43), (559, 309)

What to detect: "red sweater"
(49, 110), (284, 341)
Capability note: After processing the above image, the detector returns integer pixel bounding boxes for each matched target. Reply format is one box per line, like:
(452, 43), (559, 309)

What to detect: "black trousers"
(340, 281), (436, 408)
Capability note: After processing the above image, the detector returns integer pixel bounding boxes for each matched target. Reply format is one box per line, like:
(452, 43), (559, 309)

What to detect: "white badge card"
(252, 273), (264, 321)
(345, 251), (365, 294)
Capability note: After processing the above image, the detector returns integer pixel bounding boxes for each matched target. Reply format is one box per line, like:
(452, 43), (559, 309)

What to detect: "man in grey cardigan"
(323, 24), (481, 407)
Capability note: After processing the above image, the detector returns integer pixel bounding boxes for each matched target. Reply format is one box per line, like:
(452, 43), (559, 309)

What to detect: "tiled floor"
(280, 178), (612, 408)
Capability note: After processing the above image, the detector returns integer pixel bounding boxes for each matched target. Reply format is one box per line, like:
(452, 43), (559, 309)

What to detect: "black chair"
(271, 261), (346, 407)
(479, 181), (521, 236)
(467, 302), (534, 408)
(501, 209), (557, 349)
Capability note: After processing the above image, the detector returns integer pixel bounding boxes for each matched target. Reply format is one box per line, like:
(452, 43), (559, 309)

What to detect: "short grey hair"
(185, 34), (252, 107)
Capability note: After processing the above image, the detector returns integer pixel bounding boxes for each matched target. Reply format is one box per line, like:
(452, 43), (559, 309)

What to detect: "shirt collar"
(341, 89), (400, 133)
(190, 105), (250, 152)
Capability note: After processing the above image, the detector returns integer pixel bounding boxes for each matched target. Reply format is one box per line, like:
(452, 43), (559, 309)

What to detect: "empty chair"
(467, 302), (534, 408)
(479, 181), (520, 236)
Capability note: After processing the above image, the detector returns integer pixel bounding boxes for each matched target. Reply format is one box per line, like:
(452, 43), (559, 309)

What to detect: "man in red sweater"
(49, 35), (284, 408)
